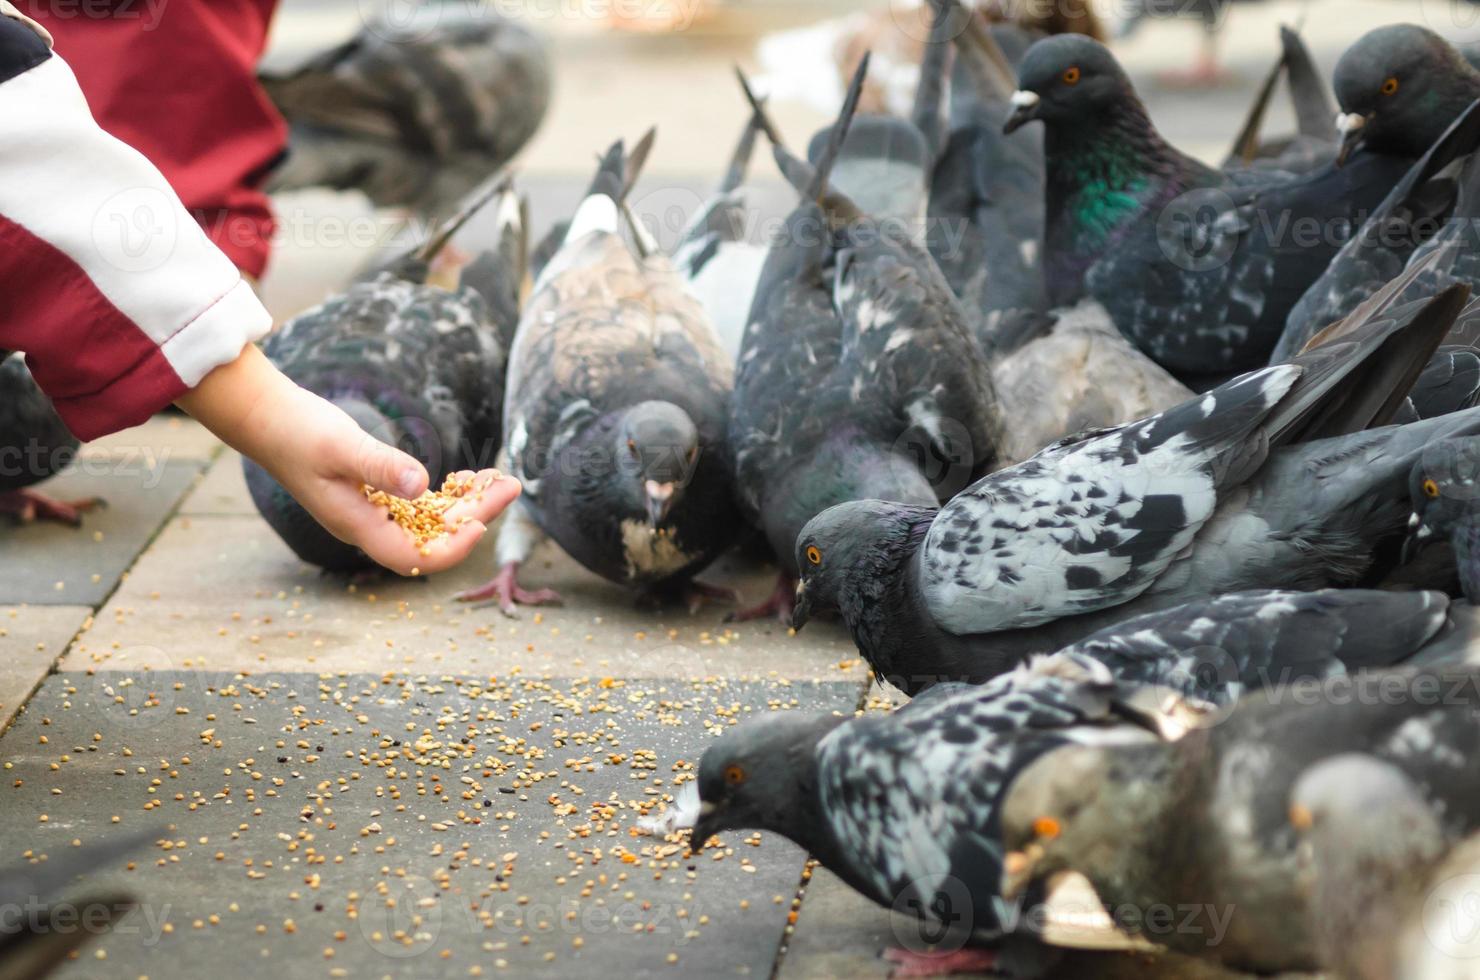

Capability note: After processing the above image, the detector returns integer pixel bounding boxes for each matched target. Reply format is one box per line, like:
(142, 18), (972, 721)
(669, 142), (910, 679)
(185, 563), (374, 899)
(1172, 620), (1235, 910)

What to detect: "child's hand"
(178, 345), (520, 576)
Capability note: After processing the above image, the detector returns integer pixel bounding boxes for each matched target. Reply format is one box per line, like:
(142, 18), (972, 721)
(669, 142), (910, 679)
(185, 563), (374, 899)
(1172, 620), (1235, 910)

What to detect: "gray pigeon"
(726, 56), (1002, 621)
(1288, 753), (1454, 980)
(244, 183), (521, 572)
(990, 300), (1194, 466)
(1279, 99), (1480, 360)
(262, 4), (550, 216)
(685, 653), (1163, 977)
(1006, 34), (1413, 381)
(999, 667), (1480, 973)
(1404, 434), (1480, 602)
(0, 353), (100, 526)
(670, 105), (769, 360)
(917, 5), (1049, 351)
(461, 136), (742, 615)
(865, 584), (1474, 698)
(1330, 23), (1480, 166)
(792, 273), (1475, 688)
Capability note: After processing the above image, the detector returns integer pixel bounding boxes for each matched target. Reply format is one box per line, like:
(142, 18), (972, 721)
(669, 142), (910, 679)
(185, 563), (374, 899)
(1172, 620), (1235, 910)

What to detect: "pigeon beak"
(1000, 844), (1043, 902)
(790, 580), (812, 631)
(1003, 90), (1041, 134)
(688, 801), (720, 854)
(1334, 112), (1367, 167)
(1401, 512), (1434, 565)
(644, 480), (675, 529)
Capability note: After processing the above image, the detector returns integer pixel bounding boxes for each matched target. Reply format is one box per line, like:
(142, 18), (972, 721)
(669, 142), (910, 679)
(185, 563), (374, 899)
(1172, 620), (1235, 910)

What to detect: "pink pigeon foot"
(0, 489), (103, 526)
(882, 946), (999, 978)
(455, 561), (563, 617)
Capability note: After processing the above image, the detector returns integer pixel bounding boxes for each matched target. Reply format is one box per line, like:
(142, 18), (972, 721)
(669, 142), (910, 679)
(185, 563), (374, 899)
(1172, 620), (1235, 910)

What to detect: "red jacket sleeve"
(0, 10), (272, 441)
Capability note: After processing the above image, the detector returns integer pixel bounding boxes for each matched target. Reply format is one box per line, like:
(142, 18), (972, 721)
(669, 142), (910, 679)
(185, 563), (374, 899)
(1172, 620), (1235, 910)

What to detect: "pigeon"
(458, 134), (742, 614)
(727, 56), (1002, 621)
(682, 653), (1167, 977)
(244, 183), (521, 572)
(866, 584), (1475, 698)
(0, 827), (156, 978)
(925, 7), (1049, 347)
(998, 666), (1480, 973)
(1278, 100), (1480, 358)
(0, 352), (101, 526)
(1223, 27), (1338, 175)
(990, 301), (1194, 466)
(1005, 34), (1414, 381)
(1330, 23), (1480, 166)
(262, 5), (550, 216)
(1404, 434), (1480, 602)
(670, 106), (769, 359)
(792, 270), (1475, 687)
(1287, 753), (1458, 980)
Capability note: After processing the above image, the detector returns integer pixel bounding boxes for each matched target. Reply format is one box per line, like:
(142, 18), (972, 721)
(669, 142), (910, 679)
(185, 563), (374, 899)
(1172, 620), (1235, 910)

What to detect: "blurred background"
(257, 0), (1480, 316)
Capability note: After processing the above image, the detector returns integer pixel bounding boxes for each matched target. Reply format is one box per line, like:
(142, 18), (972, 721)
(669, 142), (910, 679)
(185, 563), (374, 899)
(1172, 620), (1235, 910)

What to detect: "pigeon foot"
(682, 579), (740, 614)
(882, 946), (998, 978)
(0, 489), (103, 526)
(724, 572), (796, 624)
(455, 562), (563, 618)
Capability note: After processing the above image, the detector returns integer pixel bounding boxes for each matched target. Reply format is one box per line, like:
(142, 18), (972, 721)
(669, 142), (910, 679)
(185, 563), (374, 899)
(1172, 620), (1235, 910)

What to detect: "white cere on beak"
(1409, 512), (1421, 529)
(1010, 90), (1041, 109)
(645, 480), (675, 502)
(1336, 112), (1367, 136)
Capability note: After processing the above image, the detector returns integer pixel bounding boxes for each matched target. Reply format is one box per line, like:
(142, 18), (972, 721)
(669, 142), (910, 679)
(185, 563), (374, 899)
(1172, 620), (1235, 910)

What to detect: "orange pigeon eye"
(806, 546), (822, 566)
(1033, 816), (1061, 840)
(724, 764), (747, 786)
(1382, 76), (1400, 96)
(1062, 66), (1081, 86)
(1423, 478), (1440, 499)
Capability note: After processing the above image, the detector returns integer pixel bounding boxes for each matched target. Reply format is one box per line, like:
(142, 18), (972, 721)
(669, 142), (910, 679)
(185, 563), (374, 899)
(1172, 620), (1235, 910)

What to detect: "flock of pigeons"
(12, 2), (1480, 976)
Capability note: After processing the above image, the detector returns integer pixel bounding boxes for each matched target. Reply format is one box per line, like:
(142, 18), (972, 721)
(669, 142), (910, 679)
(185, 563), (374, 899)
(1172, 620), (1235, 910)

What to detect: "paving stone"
(178, 452), (255, 517)
(0, 670), (858, 980)
(62, 513), (865, 682)
(0, 606), (88, 730)
(81, 417), (221, 464)
(0, 460), (205, 607)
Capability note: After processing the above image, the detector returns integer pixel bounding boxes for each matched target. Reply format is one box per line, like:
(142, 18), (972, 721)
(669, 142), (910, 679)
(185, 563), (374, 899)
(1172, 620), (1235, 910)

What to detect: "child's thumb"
(359, 437), (429, 500)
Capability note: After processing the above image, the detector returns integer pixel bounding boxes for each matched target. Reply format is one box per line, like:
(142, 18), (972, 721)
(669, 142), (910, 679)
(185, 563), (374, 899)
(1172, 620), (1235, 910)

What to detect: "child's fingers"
(356, 433), (429, 500)
(354, 513), (489, 576)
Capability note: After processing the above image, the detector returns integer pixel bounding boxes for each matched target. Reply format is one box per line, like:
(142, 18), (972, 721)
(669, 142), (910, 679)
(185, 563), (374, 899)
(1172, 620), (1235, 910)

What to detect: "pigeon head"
(1004, 34), (1136, 135)
(1404, 437), (1480, 562)
(999, 740), (1163, 903)
(791, 499), (936, 631)
(1333, 24), (1480, 163)
(1289, 753), (1445, 862)
(690, 711), (849, 852)
(614, 401), (700, 529)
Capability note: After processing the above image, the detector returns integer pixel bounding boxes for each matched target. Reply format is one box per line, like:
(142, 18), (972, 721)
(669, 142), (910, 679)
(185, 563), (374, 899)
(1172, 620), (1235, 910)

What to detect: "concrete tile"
(178, 452), (255, 517)
(0, 461), (205, 607)
(0, 671), (857, 980)
(61, 514), (866, 683)
(81, 416), (221, 464)
(0, 606), (88, 730)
